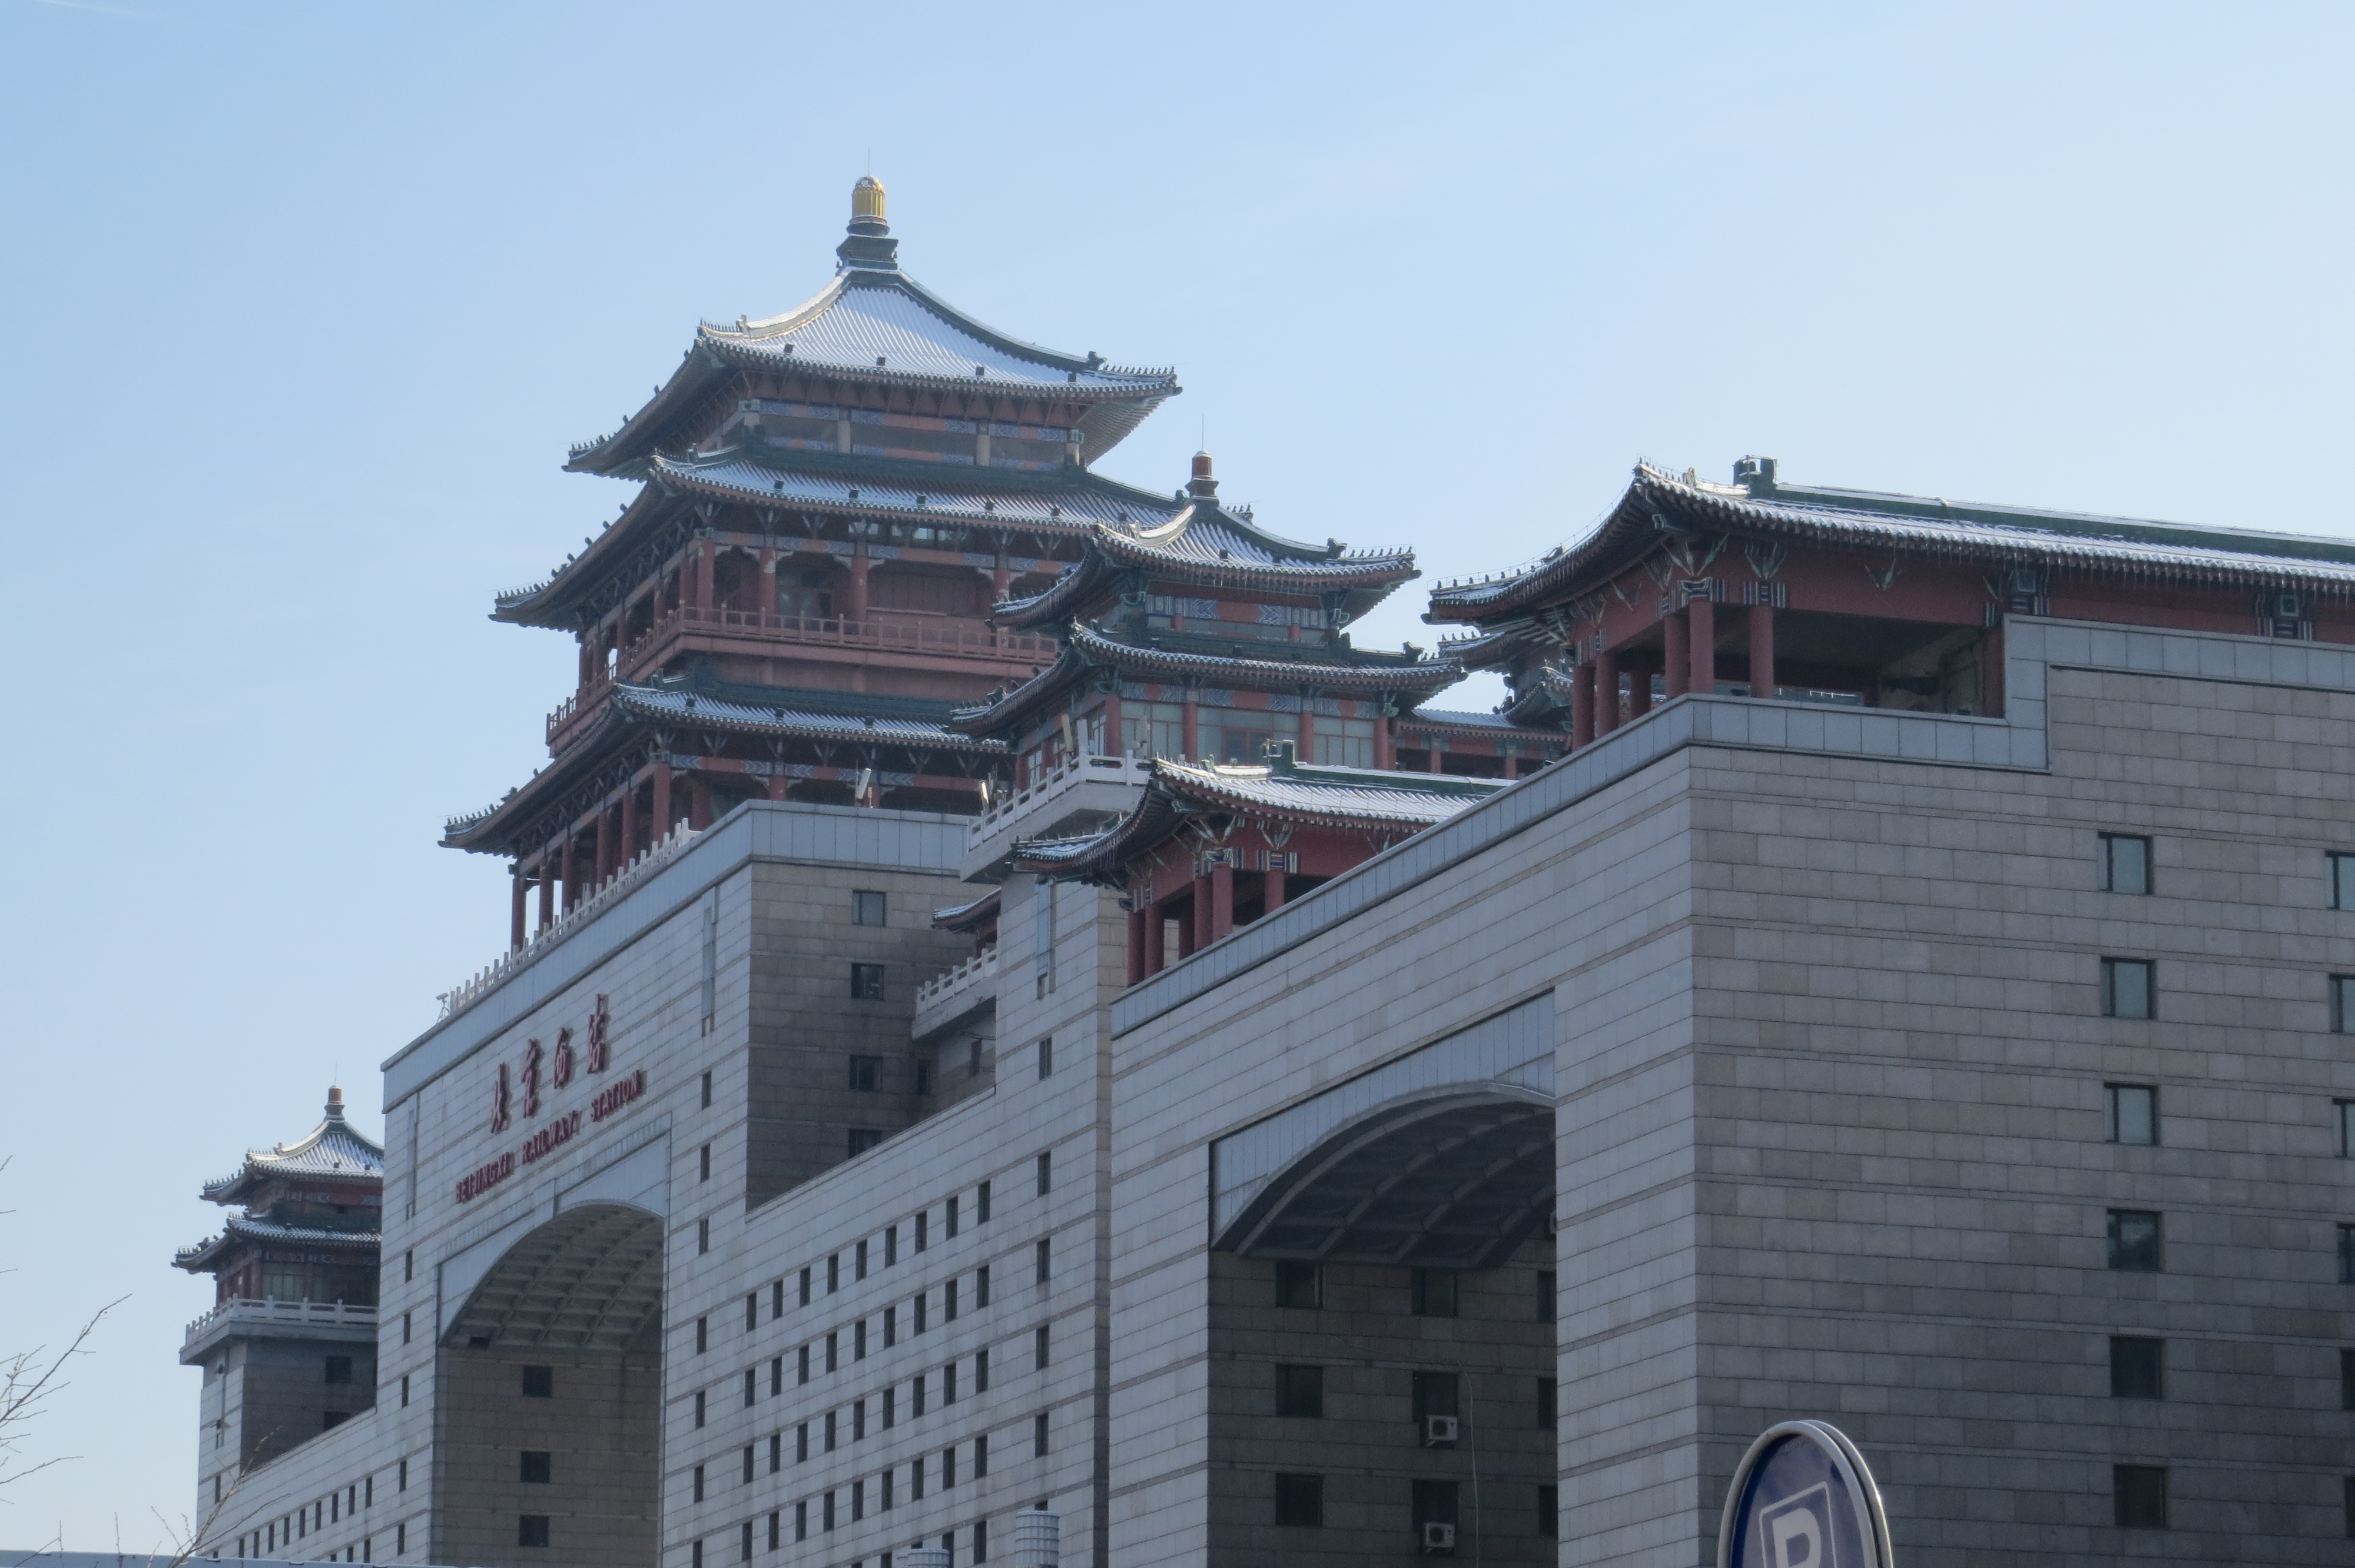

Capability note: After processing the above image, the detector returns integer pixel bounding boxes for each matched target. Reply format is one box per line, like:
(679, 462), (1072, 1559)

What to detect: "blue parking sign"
(1717, 1421), (1892, 1568)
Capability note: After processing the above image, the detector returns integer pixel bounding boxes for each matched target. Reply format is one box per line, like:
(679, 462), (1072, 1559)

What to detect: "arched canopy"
(443, 1203), (663, 1353)
(1215, 1092), (1553, 1271)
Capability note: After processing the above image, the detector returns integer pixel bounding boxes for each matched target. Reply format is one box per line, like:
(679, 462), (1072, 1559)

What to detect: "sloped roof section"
(1014, 752), (1504, 881)
(612, 682), (1004, 750)
(1429, 461), (2355, 623)
(175, 1215), (384, 1272)
(648, 450), (1187, 529)
(200, 1094), (385, 1206)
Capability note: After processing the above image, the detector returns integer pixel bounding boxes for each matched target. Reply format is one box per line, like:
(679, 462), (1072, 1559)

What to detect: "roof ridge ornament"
(837, 175), (900, 274)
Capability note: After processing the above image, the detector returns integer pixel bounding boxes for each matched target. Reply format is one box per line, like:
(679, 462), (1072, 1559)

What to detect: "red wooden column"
(1145, 901), (1167, 975)
(1503, 751), (1520, 782)
(1374, 712), (1394, 770)
(759, 546), (777, 623)
(1296, 698), (1318, 762)
(1209, 858), (1235, 941)
(1749, 602), (1777, 699)
(767, 769), (788, 801)
(1664, 613), (1690, 699)
(1689, 594), (1716, 695)
(1182, 692), (1200, 760)
(510, 866), (528, 951)
(1426, 734), (1445, 773)
(991, 563), (1011, 603)
(1593, 649), (1621, 735)
(1570, 662), (1595, 748)
(689, 777), (712, 831)
(1264, 865), (1287, 913)
(537, 856), (556, 932)
(559, 833), (578, 912)
(621, 784), (639, 866)
(1125, 907), (1147, 985)
(846, 556), (871, 623)
(693, 542), (715, 613)
(1190, 869), (1214, 951)
(1628, 655), (1655, 719)
(593, 806), (613, 884)
(652, 761), (674, 841)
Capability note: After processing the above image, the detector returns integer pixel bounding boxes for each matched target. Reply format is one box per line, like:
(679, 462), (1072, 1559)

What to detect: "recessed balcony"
(963, 753), (1152, 881)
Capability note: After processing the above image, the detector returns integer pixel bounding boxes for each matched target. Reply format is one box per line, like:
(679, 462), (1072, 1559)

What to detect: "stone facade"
(187, 619), (2355, 1568)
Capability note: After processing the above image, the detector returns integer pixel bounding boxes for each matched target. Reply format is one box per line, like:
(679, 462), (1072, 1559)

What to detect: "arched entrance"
(434, 1202), (664, 1568)
(1205, 1004), (1559, 1568)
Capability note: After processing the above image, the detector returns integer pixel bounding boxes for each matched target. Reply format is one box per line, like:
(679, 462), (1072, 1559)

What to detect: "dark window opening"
(2107, 1210), (2163, 1271)
(521, 1366), (553, 1398)
(2109, 1337), (2163, 1400)
(1412, 1270), (1459, 1317)
(1275, 1364), (1324, 1418)
(1275, 1261), (1321, 1309)
(520, 1451), (550, 1484)
(2114, 1465), (2167, 1530)
(1274, 1473), (1323, 1529)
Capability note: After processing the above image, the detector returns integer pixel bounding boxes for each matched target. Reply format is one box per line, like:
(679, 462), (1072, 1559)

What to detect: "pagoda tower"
(443, 177), (1190, 948)
(176, 1088), (384, 1479)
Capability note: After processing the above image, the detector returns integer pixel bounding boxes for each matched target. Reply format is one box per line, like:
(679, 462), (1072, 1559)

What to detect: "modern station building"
(174, 182), (2355, 1568)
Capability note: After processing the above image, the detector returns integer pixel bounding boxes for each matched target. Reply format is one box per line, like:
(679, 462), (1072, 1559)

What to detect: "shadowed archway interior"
(443, 1202), (665, 1352)
(1215, 1094), (1553, 1270)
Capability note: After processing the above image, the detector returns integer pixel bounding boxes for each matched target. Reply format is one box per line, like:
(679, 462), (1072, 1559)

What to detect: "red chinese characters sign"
(459, 993), (637, 1204)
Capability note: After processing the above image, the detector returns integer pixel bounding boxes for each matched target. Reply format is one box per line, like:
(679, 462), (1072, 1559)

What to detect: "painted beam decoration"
(1717, 1420), (1893, 1568)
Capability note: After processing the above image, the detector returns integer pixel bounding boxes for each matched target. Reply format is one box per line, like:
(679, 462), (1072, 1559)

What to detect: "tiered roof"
(197, 1090), (385, 1207)
(1014, 749), (1503, 882)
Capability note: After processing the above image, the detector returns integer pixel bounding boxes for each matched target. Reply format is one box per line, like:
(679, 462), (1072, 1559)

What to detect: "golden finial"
(852, 175), (887, 224)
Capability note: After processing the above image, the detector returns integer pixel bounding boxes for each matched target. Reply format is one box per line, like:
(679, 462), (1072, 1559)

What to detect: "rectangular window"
(2102, 958), (2154, 1019)
(694, 1391), (706, 1429)
(850, 1056), (881, 1092)
(772, 1280), (784, 1320)
(701, 1144), (712, 1182)
(944, 1361), (958, 1403)
(2332, 852), (2355, 911)
(2341, 1224), (2355, 1284)
(851, 1479), (864, 1523)
(1537, 1376), (1558, 1426)
(1275, 1364), (1324, 1418)
(1036, 1237), (1052, 1283)
(947, 1196), (960, 1237)
(884, 1305), (897, 1347)
(799, 1267), (812, 1307)
(2336, 976), (2355, 1034)
(400, 1375), (410, 1407)
(771, 1356), (782, 1396)
(2099, 833), (2152, 894)
(886, 1225), (899, 1265)
(1036, 1151), (1052, 1195)
(403, 1310), (412, 1345)
(745, 1293), (758, 1332)
(881, 1468), (895, 1511)
(701, 897), (718, 1032)
(974, 1434), (988, 1479)
(702, 1069), (714, 1108)
(915, 1292), (928, 1335)
(767, 1511), (778, 1552)
(1312, 714), (1376, 769)
(1037, 1037), (1054, 1079)
(854, 1322), (868, 1363)
(2110, 1337), (2164, 1399)
(2114, 1464), (2167, 1529)
(2339, 1101), (2355, 1158)
(826, 1332), (838, 1373)
(857, 1240), (870, 1280)
(853, 1399), (866, 1440)
(1033, 1411), (1049, 1457)
(2108, 1084), (2158, 1145)
(698, 1218), (711, 1255)
(399, 1459), (408, 1491)
(697, 1317), (709, 1354)
(917, 1211), (929, 1252)
(946, 1278), (959, 1323)
(828, 1254), (840, 1293)
(914, 1373), (927, 1417)
(689, 1541), (701, 1568)
(1538, 1483), (1558, 1538)
(793, 1501), (807, 1543)
(740, 1520), (753, 1563)
(884, 1385), (896, 1430)
(851, 963), (885, 1001)
(1411, 1479), (1460, 1534)
(396, 1524), (406, 1556)
(976, 1265), (990, 1308)
(974, 1519), (989, 1564)
(769, 1433), (780, 1474)
(325, 1356), (351, 1385)
(2343, 1348), (2355, 1410)
(1273, 1473), (1323, 1529)
(824, 1410), (837, 1452)
(741, 1446), (755, 1484)
(743, 1368), (756, 1408)
(1412, 1371), (1461, 1424)
(854, 890), (887, 926)
(519, 1516), (550, 1550)
(692, 1464), (706, 1503)
(795, 1423), (808, 1463)
(1536, 1270), (1556, 1322)
(1411, 1269), (1459, 1317)
(797, 1345), (810, 1385)
(976, 1347), (990, 1392)
(2108, 1210), (2164, 1271)
(942, 1446), (957, 1489)
(1034, 1324), (1050, 1368)
(911, 1454), (926, 1500)
(822, 1491), (835, 1533)
(1275, 1261), (1321, 1309)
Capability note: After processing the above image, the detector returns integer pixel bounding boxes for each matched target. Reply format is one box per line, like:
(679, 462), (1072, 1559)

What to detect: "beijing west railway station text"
(170, 180), (2355, 1568)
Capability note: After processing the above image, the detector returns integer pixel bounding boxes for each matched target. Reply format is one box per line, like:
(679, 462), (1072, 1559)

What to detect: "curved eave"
(565, 348), (738, 476)
(1398, 708), (1563, 742)
(949, 643), (1094, 737)
(609, 685), (1007, 752)
(932, 887), (1001, 932)
(699, 333), (1178, 402)
(1430, 463), (2355, 623)
(994, 525), (1418, 630)
(1065, 624), (1461, 693)
(494, 481), (677, 626)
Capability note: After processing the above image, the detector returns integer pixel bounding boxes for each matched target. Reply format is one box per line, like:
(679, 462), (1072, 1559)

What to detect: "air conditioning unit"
(1420, 1522), (1457, 1554)
(1421, 1414), (1460, 1447)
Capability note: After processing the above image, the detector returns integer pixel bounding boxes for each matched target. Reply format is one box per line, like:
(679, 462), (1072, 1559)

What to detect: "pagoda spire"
(836, 175), (899, 273)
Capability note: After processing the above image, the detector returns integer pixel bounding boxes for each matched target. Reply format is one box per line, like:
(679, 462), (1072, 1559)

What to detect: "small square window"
(2331, 853), (2355, 911)
(521, 1366), (554, 1398)
(1412, 1370), (1460, 1424)
(1275, 1364), (1324, 1418)
(851, 964), (886, 1001)
(2109, 1337), (2163, 1399)
(2099, 833), (2152, 894)
(1275, 1261), (1322, 1309)
(2101, 958), (2154, 1019)
(323, 1356), (352, 1386)
(854, 891), (887, 927)
(518, 1516), (551, 1549)
(849, 1056), (881, 1092)
(1273, 1473), (1324, 1529)
(1411, 1269), (1460, 1317)
(2114, 1464), (2167, 1529)
(2107, 1084), (2158, 1145)
(520, 1451), (551, 1484)
(2108, 1210), (2163, 1271)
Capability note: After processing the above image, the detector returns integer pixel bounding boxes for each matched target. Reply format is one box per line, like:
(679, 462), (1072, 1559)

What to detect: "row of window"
(2101, 1206), (2355, 1281)
(2095, 834), (2355, 907)
(1275, 1261), (1557, 1322)
(689, 1517), (996, 1568)
(696, 1426), (1045, 1547)
(235, 1459), (416, 1559)
(1271, 1365), (1558, 1427)
(234, 1523), (407, 1562)
(1271, 1474), (1557, 1537)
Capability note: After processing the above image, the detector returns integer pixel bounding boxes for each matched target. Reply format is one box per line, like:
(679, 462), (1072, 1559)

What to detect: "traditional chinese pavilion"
(1016, 747), (1504, 981)
(1425, 455), (2355, 742)
(951, 450), (1517, 778)
(442, 178), (1196, 946)
(175, 1089), (385, 1470)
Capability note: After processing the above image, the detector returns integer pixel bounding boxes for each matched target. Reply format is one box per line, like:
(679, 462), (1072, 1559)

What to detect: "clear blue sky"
(2, 0), (2348, 1547)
